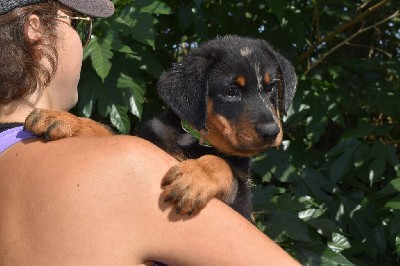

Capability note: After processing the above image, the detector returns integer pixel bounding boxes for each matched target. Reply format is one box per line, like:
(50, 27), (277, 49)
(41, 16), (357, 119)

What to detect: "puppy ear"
(157, 49), (219, 131)
(275, 53), (297, 114)
(258, 41), (297, 114)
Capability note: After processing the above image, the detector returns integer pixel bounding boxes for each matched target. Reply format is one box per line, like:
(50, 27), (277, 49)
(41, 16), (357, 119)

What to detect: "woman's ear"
(24, 14), (42, 42)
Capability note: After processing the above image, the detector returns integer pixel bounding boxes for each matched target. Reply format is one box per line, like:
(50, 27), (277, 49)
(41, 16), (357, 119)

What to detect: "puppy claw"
(43, 134), (51, 142)
(161, 178), (172, 187)
(161, 167), (181, 186)
(164, 191), (177, 203)
(175, 207), (182, 215)
(193, 197), (204, 211)
(30, 114), (41, 128)
(43, 122), (59, 141)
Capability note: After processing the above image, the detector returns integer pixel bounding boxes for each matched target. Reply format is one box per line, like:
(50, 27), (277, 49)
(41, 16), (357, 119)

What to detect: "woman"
(0, 0), (300, 264)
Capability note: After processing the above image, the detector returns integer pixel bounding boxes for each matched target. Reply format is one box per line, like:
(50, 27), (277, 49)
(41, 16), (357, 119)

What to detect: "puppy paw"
(25, 108), (112, 141)
(162, 155), (236, 215)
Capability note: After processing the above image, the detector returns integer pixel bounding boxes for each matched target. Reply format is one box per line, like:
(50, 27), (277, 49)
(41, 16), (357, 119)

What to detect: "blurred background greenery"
(73, 0), (400, 264)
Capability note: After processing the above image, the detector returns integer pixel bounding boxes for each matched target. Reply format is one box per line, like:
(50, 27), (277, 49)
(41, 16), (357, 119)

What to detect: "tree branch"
(303, 10), (399, 76)
(299, 0), (391, 62)
(344, 43), (393, 58)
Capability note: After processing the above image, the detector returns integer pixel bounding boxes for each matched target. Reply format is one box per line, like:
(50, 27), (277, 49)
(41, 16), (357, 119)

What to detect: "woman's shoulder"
(0, 135), (176, 264)
(1, 134), (176, 206)
(35, 135), (175, 186)
(23, 135), (176, 170)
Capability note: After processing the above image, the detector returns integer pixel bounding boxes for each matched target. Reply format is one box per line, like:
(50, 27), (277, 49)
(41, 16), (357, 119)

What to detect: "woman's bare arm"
(0, 135), (299, 265)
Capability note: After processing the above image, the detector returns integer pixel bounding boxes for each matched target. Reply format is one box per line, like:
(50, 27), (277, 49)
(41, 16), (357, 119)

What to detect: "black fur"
(139, 35), (297, 220)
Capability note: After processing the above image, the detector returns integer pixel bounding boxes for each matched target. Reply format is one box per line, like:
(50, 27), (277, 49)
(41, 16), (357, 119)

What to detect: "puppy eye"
(225, 86), (240, 97)
(265, 81), (276, 93)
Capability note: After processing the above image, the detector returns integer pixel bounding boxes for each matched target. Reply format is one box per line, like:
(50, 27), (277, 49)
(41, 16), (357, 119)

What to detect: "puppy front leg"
(25, 108), (113, 140)
(162, 154), (237, 215)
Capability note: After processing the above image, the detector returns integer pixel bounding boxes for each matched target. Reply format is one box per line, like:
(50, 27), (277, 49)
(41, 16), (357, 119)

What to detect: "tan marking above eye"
(264, 73), (271, 84)
(235, 75), (246, 87)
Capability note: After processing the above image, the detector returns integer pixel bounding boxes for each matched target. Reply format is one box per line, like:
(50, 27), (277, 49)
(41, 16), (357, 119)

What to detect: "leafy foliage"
(74, 0), (400, 264)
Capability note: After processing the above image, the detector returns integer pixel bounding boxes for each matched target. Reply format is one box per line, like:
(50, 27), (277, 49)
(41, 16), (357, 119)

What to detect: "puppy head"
(158, 35), (297, 156)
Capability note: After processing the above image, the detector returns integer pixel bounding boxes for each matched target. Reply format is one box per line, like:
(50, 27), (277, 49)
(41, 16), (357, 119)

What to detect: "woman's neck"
(0, 89), (52, 123)
(0, 104), (36, 123)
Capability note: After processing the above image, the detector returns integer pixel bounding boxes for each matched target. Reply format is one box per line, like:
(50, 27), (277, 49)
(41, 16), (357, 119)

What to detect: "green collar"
(181, 120), (212, 147)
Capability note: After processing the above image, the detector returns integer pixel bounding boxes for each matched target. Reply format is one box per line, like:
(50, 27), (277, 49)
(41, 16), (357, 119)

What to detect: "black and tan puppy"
(25, 35), (297, 220)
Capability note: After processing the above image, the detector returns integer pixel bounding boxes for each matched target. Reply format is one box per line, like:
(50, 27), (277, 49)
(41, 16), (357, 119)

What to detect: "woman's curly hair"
(0, 2), (62, 104)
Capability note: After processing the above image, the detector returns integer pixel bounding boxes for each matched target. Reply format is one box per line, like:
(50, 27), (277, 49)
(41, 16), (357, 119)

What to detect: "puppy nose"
(257, 123), (280, 141)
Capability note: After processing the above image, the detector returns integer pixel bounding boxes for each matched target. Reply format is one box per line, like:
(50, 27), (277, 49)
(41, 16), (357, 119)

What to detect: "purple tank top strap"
(0, 126), (37, 154)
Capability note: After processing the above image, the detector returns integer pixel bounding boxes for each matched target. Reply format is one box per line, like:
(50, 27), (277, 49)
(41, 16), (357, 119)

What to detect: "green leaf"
(329, 142), (359, 183)
(389, 212), (400, 238)
(306, 218), (342, 237)
(341, 120), (374, 139)
(252, 150), (299, 183)
(252, 185), (279, 209)
(298, 168), (333, 202)
(90, 38), (113, 81)
(82, 37), (96, 60)
(379, 178), (400, 195)
(116, 44), (135, 55)
(294, 241), (355, 266)
(267, 211), (312, 241)
(298, 208), (326, 221)
(276, 164), (299, 182)
(396, 234), (400, 257)
(110, 104), (130, 134)
(135, 0), (173, 14)
(273, 194), (306, 210)
(328, 233), (351, 252)
(117, 11), (156, 46)
(372, 223), (386, 257)
(96, 81), (125, 119)
(328, 139), (361, 157)
(140, 49), (165, 78)
(267, 0), (284, 21)
(76, 70), (103, 117)
(327, 102), (345, 126)
(117, 73), (145, 118)
(384, 195), (400, 209)
(305, 113), (328, 143)
(368, 156), (386, 186)
(262, 223), (288, 243)
(339, 193), (378, 239)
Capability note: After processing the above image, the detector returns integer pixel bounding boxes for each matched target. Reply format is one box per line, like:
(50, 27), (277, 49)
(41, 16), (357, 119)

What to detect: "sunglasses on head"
(56, 14), (93, 48)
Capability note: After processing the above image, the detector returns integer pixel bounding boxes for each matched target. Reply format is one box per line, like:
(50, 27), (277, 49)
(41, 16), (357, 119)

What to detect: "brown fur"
(264, 73), (271, 85)
(25, 108), (112, 140)
(235, 75), (246, 87)
(161, 155), (235, 214)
